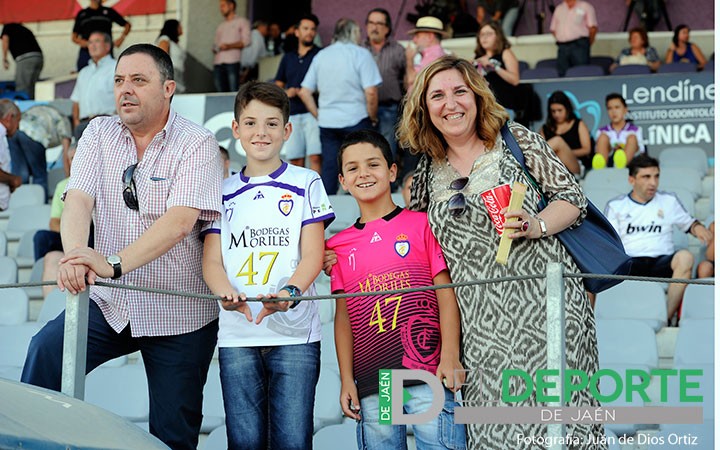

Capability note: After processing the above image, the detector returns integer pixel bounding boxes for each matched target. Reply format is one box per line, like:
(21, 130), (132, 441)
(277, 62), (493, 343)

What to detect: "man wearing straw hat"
(405, 16), (450, 89)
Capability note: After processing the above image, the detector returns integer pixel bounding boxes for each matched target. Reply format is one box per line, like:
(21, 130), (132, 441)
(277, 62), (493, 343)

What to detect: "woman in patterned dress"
(396, 56), (605, 449)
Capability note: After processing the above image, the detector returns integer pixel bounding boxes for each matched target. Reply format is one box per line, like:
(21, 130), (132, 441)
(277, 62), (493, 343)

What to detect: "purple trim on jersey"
(238, 161), (288, 183)
(302, 213), (335, 228)
(223, 180), (306, 202)
(199, 228), (220, 241)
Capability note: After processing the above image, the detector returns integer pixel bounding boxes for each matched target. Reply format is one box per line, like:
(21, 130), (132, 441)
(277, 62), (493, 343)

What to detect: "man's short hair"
(628, 153), (659, 177)
(223, 0), (236, 10)
(117, 44), (175, 83)
(338, 129), (394, 174)
(0, 99), (20, 119)
(333, 18), (360, 44)
(234, 81), (289, 123)
(297, 13), (319, 27)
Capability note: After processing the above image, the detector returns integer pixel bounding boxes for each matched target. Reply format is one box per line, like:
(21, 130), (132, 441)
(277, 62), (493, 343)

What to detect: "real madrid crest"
(278, 194), (293, 216)
(394, 233), (410, 258)
(657, 209), (664, 219)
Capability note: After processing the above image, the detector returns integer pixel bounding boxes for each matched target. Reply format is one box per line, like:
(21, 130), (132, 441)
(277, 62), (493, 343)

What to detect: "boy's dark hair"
(628, 153), (659, 177)
(605, 92), (627, 107)
(234, 81), (289, 123)
(219, 146), (229, 160)
(338, 129), (394, 174)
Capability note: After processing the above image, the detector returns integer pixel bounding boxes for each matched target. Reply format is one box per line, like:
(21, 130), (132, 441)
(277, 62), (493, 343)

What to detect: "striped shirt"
(363, 39), (406, 104)
(67, 112), (223, 337)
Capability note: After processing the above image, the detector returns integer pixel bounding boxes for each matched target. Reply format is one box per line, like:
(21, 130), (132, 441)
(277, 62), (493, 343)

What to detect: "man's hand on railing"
(57, 247), (106, 294)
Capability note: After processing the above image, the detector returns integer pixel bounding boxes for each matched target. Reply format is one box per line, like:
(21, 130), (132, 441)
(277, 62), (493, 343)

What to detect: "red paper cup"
(481, 183), (511, 235)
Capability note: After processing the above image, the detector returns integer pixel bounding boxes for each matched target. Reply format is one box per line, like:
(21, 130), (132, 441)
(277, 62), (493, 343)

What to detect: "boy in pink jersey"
(326, 129), (466, 450)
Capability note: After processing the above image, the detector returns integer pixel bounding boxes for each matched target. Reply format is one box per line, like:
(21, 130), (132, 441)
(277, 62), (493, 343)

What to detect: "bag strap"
(500, 123), (547, 209)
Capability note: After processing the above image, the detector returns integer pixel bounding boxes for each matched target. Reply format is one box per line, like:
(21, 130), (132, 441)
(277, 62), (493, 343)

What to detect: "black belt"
(557, 37), (590, 46)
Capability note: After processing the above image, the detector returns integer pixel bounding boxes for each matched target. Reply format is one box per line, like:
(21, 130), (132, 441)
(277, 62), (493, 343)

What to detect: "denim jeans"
(21, 300), (218, 450)
(556, 37), (590, 77)
(377, 103), (400, 159)
(357, 384), (466, 450)
(213, 63), (241, 92)
(219, 342), (321, 450)
(319, 117), (374, 194)
(8, 130), (47, 198)
(33, 230), (62, 261)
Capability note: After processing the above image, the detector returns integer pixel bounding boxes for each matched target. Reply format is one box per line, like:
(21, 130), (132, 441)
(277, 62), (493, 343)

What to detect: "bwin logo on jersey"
(394, 233), (410, 258)
(279, 194), (294, 216)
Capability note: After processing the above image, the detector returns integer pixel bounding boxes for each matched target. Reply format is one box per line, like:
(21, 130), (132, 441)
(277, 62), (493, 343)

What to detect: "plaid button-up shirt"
(67, 111), (223, 337)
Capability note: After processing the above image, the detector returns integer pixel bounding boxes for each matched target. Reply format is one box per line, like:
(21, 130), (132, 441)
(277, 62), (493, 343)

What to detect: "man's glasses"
(448, 177), (469, 218)
(122, 163), (139, 210)
(366, 21), (388, 27)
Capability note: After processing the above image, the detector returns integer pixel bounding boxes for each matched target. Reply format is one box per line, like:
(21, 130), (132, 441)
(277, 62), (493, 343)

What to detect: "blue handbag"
(501, 124), (632, 293)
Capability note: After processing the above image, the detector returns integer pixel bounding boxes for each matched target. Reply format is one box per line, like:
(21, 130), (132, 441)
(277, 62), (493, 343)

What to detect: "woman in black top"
(538, 90), (592, 177)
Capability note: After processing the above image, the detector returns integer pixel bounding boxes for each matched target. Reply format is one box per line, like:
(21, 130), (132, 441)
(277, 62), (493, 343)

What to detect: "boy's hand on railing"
(220, 291), (252, 322)
(255, 291), (291, 325)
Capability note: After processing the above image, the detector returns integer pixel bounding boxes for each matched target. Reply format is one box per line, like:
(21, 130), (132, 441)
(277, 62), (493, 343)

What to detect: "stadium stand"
(594, 281), (667, 331)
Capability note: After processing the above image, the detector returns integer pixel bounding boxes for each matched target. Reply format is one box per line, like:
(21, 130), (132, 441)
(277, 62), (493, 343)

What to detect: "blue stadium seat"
(204, 425), (228, 450)
(673, 318), (713, 366)
(658, 62), (696, 73)
(590, 56), (615, 74)
(520, 67), (559, 80)
(680, 284), (714, 321)
(611, 64), (651, 75)
(0, 256), (18, 285)
(658, 146), (709, 179)
(0, 287), (28, 325)
(565, 64), (605, 77)
(314, 421), (357, 450)
(37, 288), (66, 324)
(535, 58), (557, 69)
(595, 319), (658, 369)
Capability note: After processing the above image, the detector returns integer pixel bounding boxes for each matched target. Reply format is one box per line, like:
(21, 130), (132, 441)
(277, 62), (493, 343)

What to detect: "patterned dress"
(410, 122), (605, 449)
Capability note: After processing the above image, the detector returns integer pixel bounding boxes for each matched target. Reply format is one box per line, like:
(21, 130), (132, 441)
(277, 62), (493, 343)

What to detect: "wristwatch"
(106, 254), (122, 279)
(280, 284), (302, 309)
(536, 217), (548, 238)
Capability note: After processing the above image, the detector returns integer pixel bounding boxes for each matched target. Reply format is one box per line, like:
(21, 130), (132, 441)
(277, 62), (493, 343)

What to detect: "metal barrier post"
(61, 289), (89, 399)
(546, 262), (566, 450)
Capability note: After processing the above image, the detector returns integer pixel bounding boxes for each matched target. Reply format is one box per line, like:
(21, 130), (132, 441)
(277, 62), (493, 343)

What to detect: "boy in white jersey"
(327, 130), (466, 449)
(202, 81), (335, 449)
(593, 93), (645, 170)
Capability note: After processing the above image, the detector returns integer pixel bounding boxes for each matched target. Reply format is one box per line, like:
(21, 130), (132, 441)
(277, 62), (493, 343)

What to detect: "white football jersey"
(604, 191), (695, 258)
(204, 162), (335, 347)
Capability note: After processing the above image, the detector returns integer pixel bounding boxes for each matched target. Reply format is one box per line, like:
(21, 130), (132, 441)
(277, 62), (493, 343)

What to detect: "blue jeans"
(21, 300), (218, 450)
(377, 103), (400, 159)
(319, 117), (374, 194)
(33, 230), (62, 261)
(556, 37), (590, 77)
(358, 384), (466, 450)
(219, 342), (320, 450)
(213, 63), (241, 92)
(8, 130), (47, 198)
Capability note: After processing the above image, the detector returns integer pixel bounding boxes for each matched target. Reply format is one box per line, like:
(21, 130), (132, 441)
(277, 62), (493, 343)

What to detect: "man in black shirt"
(71, 0), (131, 71)
(1, 23), (43, 99)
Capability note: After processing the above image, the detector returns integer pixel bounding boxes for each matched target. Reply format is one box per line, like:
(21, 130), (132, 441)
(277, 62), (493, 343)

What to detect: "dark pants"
(557, 37), (591, 77)
(213, 63), (241, 93)
(319, 117), (374, 194)
(8, 130), (47, 198)
(21, 300), (218, 450)
(33, 230), (63, 261)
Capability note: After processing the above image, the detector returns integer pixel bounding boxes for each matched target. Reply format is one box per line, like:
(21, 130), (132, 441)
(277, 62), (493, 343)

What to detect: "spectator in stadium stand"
(0, 100), (23, 210)
(274, 13), (322, 174)
(405, 16), (449, 90)
(665, 24), (706, 70)
(604, 154), (713, 321)
(473, 21), (520, 117)
(70, 31), (116, 140)
(156, 19), (186, 93)
(239, 20), (269, 84)
(298, 18), (382, 195)
(610, 27), (662, 73)
(593, 93), (645, 170)
(396, 56), (604, 448)
(696, 220), (714, 278)
(550, 0), (598, 77)
(21, 44), (223, 450)
(1, 23), (44, 99)
(538, 90), (592, 178)
(213, 0), (251, 92)
(72, 0), (131, 71)
(475, 0), (520, 38)
(362, 8), (407, 161)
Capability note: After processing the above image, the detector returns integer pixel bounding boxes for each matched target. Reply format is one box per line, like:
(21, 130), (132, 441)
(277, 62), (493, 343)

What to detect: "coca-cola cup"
(481, 183), (512, 235)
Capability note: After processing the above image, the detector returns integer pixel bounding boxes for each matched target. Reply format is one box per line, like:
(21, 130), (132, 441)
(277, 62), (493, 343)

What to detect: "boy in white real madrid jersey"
(202, 81), (335, 450)
(604, 154), (712, 321)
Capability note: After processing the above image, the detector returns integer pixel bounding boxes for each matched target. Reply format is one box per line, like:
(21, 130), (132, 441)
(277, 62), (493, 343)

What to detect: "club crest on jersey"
(279, 194), (294, 216)
(394, 233), (410, 258)
(658, 209), (664, 218)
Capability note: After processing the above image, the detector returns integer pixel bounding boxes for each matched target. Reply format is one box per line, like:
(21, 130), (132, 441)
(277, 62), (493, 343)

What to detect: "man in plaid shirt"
(21, 44), (223, 450)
